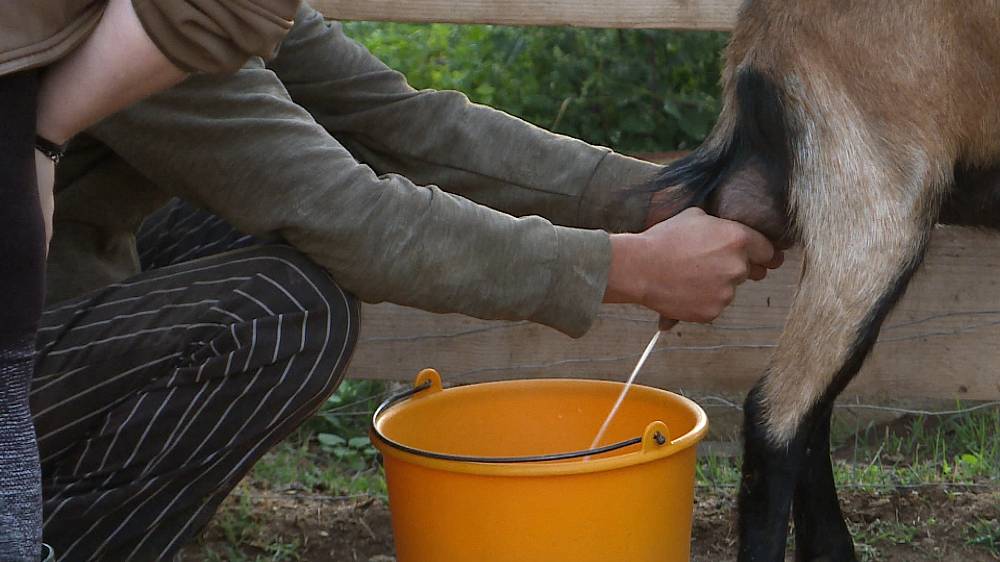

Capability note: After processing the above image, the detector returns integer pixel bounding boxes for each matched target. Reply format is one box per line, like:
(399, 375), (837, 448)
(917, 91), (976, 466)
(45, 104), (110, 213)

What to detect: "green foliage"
(966, 518), (1000, 556)
(342, 22), (728, 152)
(695, 406), (1000, 490)
(695, 449), (741, 487)
(842, 405), (1000, 487)
(315, 433), (378, 471)
(214, 493), (256, 546)
(201, 493), (303, 562)
(304, 379), (387, 473)
(307, 379), (387, 437)
(249, 380), (389, 497)
(857, 519), (920, 545)
(249, 437), (387, 497)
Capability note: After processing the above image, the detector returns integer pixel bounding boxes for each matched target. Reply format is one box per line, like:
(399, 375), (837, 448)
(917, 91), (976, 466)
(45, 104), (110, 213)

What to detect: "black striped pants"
(33, 200), (360, 561)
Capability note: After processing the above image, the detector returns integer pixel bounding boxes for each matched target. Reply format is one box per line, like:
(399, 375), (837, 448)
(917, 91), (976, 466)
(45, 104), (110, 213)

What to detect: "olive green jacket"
(48, 5), (658, 337)
(0, 0), (298, 75)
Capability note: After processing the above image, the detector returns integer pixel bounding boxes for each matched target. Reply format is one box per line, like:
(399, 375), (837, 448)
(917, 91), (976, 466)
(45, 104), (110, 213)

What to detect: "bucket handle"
(371, 370), (671, 464)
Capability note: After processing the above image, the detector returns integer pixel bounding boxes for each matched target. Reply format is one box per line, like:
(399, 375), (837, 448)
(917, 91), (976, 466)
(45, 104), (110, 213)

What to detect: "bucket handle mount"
(371, 369), (671, 464)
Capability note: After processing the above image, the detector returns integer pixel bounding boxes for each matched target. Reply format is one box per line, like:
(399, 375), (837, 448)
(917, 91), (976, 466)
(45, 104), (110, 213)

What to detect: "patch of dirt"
(848, 486), (999, 561)
(182, 485), (999, 561)
(179, 491), (393, 562)
(692, 486), (999, 562)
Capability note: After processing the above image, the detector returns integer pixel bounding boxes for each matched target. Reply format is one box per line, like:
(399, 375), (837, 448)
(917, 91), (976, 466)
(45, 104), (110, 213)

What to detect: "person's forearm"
(35, 0), (186, 144)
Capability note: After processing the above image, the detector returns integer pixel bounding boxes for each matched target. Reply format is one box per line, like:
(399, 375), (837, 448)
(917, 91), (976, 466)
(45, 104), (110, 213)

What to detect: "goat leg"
(792, 406), (857, 562)
(737, 101), (945, 559)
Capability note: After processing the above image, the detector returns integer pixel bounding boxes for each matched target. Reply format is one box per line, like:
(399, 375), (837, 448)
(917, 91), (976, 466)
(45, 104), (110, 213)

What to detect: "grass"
(692, 406), (1000, 561)
(857, 518), (922, 545)
(247, 379), (390, 499)
(198, 486), (306, 562)
(248, 437), (387, 498)
(695, 406), (1000, 490)
(966, 518), (1000, 557)
(186, 381), (391, 560)
(201, 540), (302, 562)
(842, 405), (1000, 483)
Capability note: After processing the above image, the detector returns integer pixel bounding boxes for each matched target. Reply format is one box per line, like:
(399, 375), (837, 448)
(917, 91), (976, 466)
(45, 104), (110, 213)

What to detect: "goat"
(644, 1), (1000, 560)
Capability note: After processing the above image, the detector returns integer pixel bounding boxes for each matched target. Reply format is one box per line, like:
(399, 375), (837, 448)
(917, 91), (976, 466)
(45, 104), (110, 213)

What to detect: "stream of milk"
(588, 330), (662, 452)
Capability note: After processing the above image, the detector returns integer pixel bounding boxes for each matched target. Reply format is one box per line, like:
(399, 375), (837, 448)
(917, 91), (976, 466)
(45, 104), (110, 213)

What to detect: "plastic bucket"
(371, 369), (709, 562)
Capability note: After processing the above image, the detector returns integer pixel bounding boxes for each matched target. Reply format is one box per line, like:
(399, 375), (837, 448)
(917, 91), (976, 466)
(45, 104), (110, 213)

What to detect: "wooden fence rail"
(350, 227), (1000, 400)
(309, 0), (740, 30)
(311, 1), (1000, 400)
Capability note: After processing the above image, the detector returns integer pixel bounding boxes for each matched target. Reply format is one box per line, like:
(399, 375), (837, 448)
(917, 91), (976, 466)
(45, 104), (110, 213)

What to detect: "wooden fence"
(310, 0), (740, 30)
(311, 1), (1000, 400)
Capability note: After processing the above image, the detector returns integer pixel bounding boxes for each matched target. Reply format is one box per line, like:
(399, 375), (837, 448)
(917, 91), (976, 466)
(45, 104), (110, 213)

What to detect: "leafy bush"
(343, 22), (728, 153)
(305, 379), (388, 471)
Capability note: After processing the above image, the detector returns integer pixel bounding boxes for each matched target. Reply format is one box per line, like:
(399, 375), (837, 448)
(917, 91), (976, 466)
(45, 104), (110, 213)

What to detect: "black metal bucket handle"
(370, 371), (667, 464)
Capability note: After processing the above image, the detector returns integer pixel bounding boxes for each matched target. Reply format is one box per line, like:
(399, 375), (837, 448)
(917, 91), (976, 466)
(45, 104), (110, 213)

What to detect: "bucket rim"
(371, 372), (709, 477)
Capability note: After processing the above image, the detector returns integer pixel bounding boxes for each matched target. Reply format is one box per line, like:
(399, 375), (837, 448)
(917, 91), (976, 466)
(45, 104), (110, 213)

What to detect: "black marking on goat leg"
(738, 383), (809, 562)
(638, 69), (794, 241)
(793, 406), (858, 562)
(819, 238), (930, 406)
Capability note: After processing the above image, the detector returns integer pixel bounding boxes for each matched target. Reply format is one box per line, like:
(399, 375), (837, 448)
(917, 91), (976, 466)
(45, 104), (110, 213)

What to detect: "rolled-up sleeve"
(132, 0), (299, 73)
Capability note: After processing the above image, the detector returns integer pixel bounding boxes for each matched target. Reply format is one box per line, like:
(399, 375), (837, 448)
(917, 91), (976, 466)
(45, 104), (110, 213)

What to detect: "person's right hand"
(602, 207), (782, 324)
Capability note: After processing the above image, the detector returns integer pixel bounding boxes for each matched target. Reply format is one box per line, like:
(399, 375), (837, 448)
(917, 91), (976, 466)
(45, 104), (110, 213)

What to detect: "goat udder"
(706, 162), (793, 248)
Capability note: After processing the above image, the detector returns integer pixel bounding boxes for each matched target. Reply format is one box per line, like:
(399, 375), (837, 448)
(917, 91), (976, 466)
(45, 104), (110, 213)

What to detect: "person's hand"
(34, 150), (55, 252)
(603, 207), (783, 324)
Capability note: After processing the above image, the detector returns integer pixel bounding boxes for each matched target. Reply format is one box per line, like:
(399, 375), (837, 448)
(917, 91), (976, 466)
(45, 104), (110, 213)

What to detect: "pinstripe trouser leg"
(34, 201), (360, 561)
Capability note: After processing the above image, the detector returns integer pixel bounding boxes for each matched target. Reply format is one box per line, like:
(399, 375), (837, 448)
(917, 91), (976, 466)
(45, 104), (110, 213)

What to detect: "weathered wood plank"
(347, 226), (1000, 400)
(308, 0), (740, 30)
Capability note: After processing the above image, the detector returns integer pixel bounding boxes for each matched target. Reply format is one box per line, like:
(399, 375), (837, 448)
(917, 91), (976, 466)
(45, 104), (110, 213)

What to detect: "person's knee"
(239, 244), (359, 322)
(227, 244), (360, 399)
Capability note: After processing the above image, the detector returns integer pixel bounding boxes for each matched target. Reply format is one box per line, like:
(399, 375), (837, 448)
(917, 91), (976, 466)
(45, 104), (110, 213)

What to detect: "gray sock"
(0, 337), (42, 562)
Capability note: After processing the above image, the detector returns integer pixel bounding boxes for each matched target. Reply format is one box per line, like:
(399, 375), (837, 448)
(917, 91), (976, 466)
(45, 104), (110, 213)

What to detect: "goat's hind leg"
(738, 151), (943, 562)
(792, 407), (854, 562)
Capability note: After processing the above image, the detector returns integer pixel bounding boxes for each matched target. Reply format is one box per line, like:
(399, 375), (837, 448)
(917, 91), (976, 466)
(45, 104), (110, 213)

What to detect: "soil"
(180, 485), (999, 561)
(691, 485), (998, 562)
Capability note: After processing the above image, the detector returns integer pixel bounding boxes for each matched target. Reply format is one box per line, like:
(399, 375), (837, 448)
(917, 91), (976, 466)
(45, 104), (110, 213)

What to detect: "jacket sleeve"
(268, 5), (660, 233)
(88, 59), (612, 337)
(132, 0), (299, 73)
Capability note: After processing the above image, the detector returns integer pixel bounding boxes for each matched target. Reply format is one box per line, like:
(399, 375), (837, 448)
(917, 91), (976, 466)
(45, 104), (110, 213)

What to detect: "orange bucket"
(371, 369), (709, 562)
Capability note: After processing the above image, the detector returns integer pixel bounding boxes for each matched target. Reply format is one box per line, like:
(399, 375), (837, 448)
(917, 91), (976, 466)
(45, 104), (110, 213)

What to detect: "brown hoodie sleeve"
(131, 0), (298, 73)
